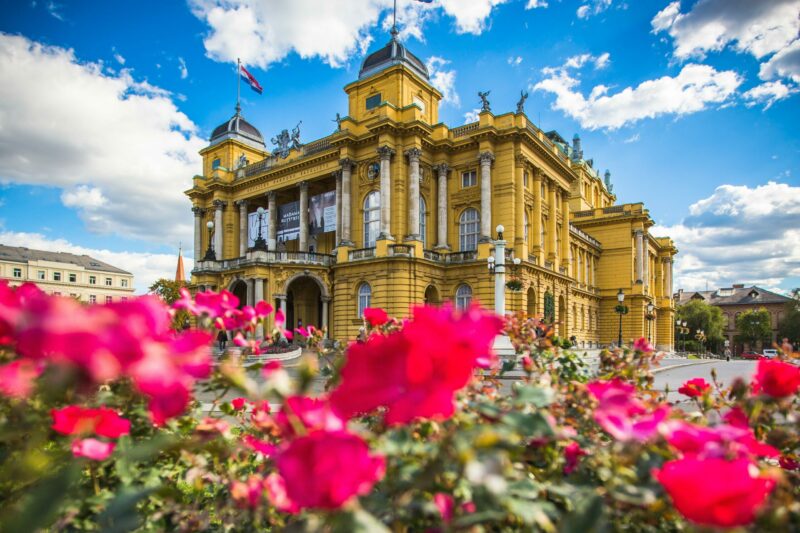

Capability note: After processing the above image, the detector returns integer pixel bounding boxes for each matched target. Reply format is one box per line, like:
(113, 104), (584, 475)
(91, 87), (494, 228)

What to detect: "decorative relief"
(359, 159), (381, 185)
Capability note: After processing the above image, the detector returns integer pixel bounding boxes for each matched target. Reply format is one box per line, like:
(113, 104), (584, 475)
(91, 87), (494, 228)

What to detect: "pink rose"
(564, 441), (586, 474)
(0, 359), (42, 398)
(71, 438), (115, 461)
(433, 493), (454, 524)
(363, 307), (389, 327)
(633, 337), (654, 353)
(587, 379), (669, 442)
(753, 359), (800, 398)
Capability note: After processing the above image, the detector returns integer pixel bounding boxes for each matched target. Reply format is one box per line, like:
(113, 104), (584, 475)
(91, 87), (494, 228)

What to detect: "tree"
(149, 278), (188, 329)
(676, 299), (725, 351)
(736, 308), (772, 348)
(778, 289), (800, 346)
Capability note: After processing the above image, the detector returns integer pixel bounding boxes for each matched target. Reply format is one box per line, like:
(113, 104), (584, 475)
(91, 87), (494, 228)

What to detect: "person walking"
(217, 329), (228, 351)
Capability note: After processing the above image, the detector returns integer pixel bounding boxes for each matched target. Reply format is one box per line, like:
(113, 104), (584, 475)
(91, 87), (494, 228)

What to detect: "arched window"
(459, 208), (479, 251)
(363, 191), (380, 248)
(419, 196), (427, 247)
(455, 284), (472, 310)
(357, 283), (372, 317)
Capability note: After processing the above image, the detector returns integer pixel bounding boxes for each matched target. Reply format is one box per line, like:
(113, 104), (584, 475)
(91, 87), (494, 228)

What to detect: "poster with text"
(278, 201), (300, 242)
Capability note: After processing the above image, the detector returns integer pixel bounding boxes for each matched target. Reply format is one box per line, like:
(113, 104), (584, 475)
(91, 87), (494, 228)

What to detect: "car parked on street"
(762, 349), (778, 359)
(740, 351), (762, 360)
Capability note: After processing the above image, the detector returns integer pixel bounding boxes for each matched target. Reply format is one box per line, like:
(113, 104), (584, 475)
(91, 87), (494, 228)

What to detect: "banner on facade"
(309, 190), (336, 235)
(278, 201), (300, 242)
(247, 211), (269, 248)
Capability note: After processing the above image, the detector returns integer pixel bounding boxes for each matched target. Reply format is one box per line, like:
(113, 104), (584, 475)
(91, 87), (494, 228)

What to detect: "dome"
(358, 35), (429, 81)
(209, 107), (265, 150)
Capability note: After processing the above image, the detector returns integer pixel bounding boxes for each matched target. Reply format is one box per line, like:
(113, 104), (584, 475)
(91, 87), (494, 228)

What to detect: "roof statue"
(478, 91), (491, 112)
(271, 121), (302, 159)
(604, 170), (613, 193)
(516, 90), (528, 114)
(333, 112), (342, 132)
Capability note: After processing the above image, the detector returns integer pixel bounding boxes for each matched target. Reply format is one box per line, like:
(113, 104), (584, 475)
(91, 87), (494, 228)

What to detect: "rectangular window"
(523, 170), (529, 187)
(69, 273), (77, 283)
(461, 170), (477, 188)
(37, 270), (45, 280)
(212, 158), (221, 169)
(53, 292), (61, 296)
(105, 296), (113, 304)
(53, 272), (61, 281)
(366, 93), (381, 110)
(12, 268), (22, 278)
(105, 277), (112, 286)
(121, 297), (128, 302)
(89, 275), (96, 285)
(121, 279), (128, 288)
(89, 295), (97, 304)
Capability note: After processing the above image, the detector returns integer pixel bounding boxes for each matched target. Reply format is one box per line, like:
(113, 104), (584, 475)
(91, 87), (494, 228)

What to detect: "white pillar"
(494, 237), (506, 315)
(340, 159), (354, 245)
(213, 200), (226, 259)
(267, 191), (277, 251)
(321, 297), (330, 338)
(237, 200), (248, 256)
(635, 230), (644, 283)
(246, 278), (254, 306)
(299, 181), (309, 252)
(378, 146), (395, 240)
(435, 163), (449, 250)
(479, 152), (494, 241)
(192, 206), (204, 260)
(279, 295), (287, 317)
(405, 148), (421, 240)
(254, 278), (264, 339)
(667, 259), (673, 298)
(335, 170), (342, 246)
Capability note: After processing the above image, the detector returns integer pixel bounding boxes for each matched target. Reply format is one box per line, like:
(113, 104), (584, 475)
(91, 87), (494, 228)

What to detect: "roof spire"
(391, 0), (399, 40)
(175, 243), (186, 283)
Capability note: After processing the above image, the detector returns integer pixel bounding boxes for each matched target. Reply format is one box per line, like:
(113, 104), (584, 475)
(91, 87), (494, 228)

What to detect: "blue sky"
(0, 0), (798, 293)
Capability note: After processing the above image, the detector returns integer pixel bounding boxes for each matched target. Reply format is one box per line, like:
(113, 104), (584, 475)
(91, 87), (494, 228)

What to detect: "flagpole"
(392, 0), (397, 35)
(236, 57), (241, 114)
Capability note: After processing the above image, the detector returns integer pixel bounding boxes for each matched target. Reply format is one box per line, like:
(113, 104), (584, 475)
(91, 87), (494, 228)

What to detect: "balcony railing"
(423, 249), (443, 262)
(388, 244), (414, 257)
(194, 250), (335, 272)
(446, 251), (478, 263)
(544, 260), (554, 270)
(349, 247), (376, 261)
(451, 122), (479, 138)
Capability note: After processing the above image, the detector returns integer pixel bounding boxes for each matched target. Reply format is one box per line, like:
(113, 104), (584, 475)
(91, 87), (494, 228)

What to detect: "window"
(524, 211), (529, 242)
(413, 95), (426, 113)
(89, 275), (96, 285)
(523, 170), (529, 187)
(12, 268), (21, 278)
(358, 283), (372, 317)
(89, 295), (97, 304)
(461, 170), (477, 188)
(37, 270), (45, 280)
(456, 284), (473, 310)
(53, 292), (61, 296)
(540, 217), (546, 249)
(363, 191), (380, 248)
(105, 296), (113, 304)
(105, 277), (112, 286)
(69, 273), (77, 283)
(70, 293), (78, 299)
(121, 297), (128, 302)
(366, 93), (382, 110)
(419, 196), (427, 247)
(212, 158), (221, 169)
(121, 279), (128, 288)
(53, 272), (61, 281)
(459, 208), (479, 251)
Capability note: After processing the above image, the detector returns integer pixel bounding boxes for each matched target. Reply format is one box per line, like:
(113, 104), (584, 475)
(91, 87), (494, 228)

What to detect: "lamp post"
(487, 225), (519, 358)
(681, 320), (688, 352)
(252, 206), (268, 251)
(203, 220), (217, 261)
(616, 289), (626, 347)
(645, 302), (655, 343)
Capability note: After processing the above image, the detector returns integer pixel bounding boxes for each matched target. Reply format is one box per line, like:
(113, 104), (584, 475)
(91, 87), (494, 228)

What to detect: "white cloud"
(743, 80), (798, 109)
(0, 33), (204, 252)
(622, 132), (640, 144)
(113, 52), (125, 65)
(759, 39), (800, 83)
(178, 57), (188, 79)
(526, 0), (548, 8)
(534, 56), (741, 130)
(651, 0), (800, 60)
(464, 108), (481, 123)
(0, 231), (191, 294)
(426, 56), (460, 107)
(46, 1), (64, 21)
(507, 56), (523, 66)
(438, 0), (509, 34)
(576, 0), (612, 19)
(651, 181), (800, 291)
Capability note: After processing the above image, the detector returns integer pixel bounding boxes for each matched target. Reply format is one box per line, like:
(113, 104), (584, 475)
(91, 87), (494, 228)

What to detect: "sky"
(0, 0), (798, 294)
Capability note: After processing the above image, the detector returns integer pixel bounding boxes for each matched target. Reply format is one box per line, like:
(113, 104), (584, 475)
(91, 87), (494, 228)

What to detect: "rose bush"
(1, 279), (799, 531)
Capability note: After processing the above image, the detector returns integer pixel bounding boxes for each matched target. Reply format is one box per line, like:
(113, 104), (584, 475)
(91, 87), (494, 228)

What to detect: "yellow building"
(187, 34), (677, 349)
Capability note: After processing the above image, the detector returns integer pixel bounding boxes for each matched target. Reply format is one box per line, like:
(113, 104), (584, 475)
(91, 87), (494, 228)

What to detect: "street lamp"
(681, 320), (688, 352)
(203, 220), (216, 261)
(616, 289), (627, 347)
(252, 206), (268, 251)
(646, 301), (656, 343)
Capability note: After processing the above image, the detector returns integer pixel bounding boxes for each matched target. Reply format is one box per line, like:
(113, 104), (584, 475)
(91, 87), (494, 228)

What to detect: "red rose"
(564, 441), (586, 474)
(678, 377), (711, 398)
(753, 359), (800, 398)
(363, 307), (389, 327)
(51, 405), (130, 438)
(656, 457), (775, 528)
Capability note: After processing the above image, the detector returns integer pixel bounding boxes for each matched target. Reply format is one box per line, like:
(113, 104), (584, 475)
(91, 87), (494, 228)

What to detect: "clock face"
(247, 211), (268, 247)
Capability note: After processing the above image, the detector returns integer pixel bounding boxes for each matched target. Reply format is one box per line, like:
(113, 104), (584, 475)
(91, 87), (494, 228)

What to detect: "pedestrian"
(217, 329), (228, 351)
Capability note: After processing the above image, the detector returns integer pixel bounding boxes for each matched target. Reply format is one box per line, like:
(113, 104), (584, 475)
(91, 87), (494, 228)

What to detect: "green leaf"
(507, 499), (557, 531)
(1, 462), (80, 533)
(512, 384), (554, 407)
(329, 509), (391, 533)
(508, 478), (543, 500)
(96, 487), (155, 533)
(501, 411), (555, 437)
(452, 510), (509, 528)
(559, 492), (608, 533)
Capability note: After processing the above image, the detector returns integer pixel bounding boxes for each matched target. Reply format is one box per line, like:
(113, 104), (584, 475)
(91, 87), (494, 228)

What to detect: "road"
(653, 360), (757, 405)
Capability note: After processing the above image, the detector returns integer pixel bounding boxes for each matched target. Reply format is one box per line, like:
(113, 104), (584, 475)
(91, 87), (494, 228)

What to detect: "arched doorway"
(424, 285), (440, 305)
(526, 287), (536, 317)
(230, 279), (247, 309)
(286, 276), (322, 330)
(558, 295), (566, 337)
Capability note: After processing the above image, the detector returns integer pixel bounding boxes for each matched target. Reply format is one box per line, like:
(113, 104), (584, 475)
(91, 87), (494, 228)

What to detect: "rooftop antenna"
(391, 0), (399, 39)
(235, 57), (241, 114)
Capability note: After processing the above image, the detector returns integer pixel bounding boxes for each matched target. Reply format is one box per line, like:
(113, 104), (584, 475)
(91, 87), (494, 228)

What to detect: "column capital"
(634, 229), (644, 236)
(339, 157), (355, 170)
(266, 190), (277, 201)
(479, 151), (495, 165)
(212, 199), (228, 210)
(332, 169), (342, 179)
(299, 180), (309, 192)
(532, 166), (544, 180)
(377, 145), (396, 159)
(404, 147), (422, 162)
(235, 199), (248, 208)
(433, 163), (450, 175)
(514, 153), (527, 167)
(191, 206), (206, 216)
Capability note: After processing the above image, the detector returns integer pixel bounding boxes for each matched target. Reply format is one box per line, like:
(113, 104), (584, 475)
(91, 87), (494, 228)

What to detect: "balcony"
(193, 250), (335, 272)
(349, 247), (376, 261)
(388, 244), (414, 257)
(446, 251), (478, 264)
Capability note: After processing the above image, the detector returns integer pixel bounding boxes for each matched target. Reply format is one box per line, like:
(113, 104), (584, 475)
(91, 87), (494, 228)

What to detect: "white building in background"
(0, 244), (135, 303)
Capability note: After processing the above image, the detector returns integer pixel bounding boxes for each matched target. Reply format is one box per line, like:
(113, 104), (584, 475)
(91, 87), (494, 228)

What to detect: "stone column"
(547, 183), (557, 262)
(213, 200), (227, 259)
(514, 158), (525, 257)
(532, 170), (543, 261)
(334, 170), (342, 246)
(634, 230), (644, 283)
(560, 196), (570, 269)
(246, 278), (254, 306)
(434, 163), (449, 249)
(340, 159), (354, 245)
(236, 200), (248, 256)
(254, 278), (264, 339)
(321, 297), (330, 338)
(299, 181), (309, 252)
(667, 259), (673, 298)
(267, 191), (277, 251)
(279, 295), (287, 317)
(479, 151), (494, 241)
(192, 206), (204, 260)
(377, 146), (395, 240)
(405, 148), (422, 240)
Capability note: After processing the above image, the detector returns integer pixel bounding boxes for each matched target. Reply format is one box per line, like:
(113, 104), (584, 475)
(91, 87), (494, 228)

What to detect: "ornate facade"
(187, 35), (678, 349)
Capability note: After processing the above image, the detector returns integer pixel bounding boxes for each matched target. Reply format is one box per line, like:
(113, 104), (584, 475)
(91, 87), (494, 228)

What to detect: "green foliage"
(543, 292), (555, 323)
(778, 290), (800, 345)
(148, 278), (189, 329)
(676, 299), (725, 346)
(736, 307), (772, 344)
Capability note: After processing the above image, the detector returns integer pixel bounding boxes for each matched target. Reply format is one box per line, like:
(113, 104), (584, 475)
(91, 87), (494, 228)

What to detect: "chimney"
(572, 134), (583, 161)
